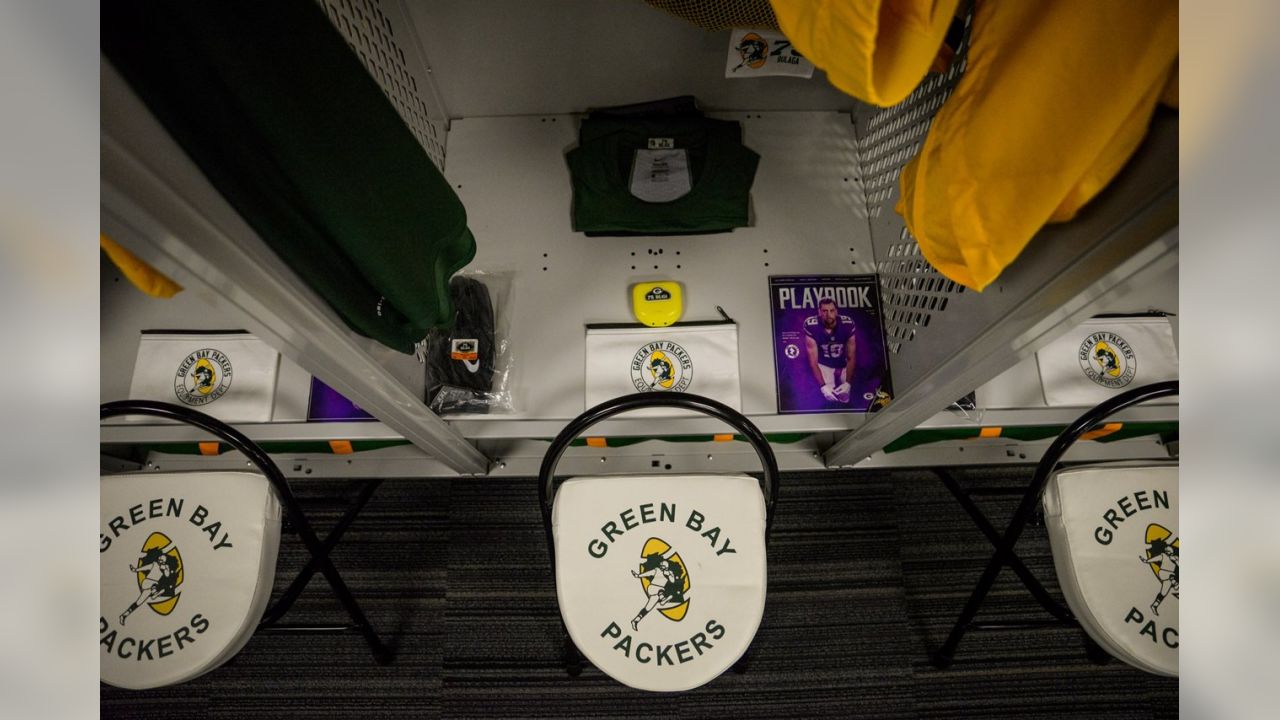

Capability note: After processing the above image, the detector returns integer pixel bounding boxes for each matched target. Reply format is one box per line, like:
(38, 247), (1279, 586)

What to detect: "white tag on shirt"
(629, 148), (692, 203)
(648, 137), (674, 149)
(726, 28), (815, 79)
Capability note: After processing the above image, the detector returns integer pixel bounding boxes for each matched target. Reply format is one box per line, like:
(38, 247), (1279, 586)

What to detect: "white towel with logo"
(1036, 316), (1178, 407)
(585, 323), (741, 416)
(128, 333), (280, 422)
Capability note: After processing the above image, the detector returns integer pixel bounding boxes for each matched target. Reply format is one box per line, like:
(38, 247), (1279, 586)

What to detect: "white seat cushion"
(100, 471), (282, 689)
(552, 474), (767, 692)
(1043, 462), (1178, 676)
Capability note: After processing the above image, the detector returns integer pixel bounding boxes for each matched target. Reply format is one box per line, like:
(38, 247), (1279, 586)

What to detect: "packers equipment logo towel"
(1078, 332), (1136, 389)
(174, 348), (233, 405)
(631, 341), (693, 392)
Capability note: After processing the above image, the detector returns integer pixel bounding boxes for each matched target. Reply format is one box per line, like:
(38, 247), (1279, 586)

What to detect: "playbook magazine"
(768, 275), (893, 414)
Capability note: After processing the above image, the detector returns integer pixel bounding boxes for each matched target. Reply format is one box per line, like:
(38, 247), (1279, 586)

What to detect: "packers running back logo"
(174, 348), (233, 406)
(1139, 524), (1179, 617)
(119, 532), (183, 626)
(1078, 332), (1137, 389)
(591, 502), (738, 674)
(630, 538), (691, 630)
(631, 341), (693, 393)
(732, 32), (768, 71)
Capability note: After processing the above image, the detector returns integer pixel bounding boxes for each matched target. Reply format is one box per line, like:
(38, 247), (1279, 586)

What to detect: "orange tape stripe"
(329, 440), (355, 455)
(198, 442), (220, 456)
(978, 427), (1002, 438)
(586, 437), (607, 448)
(713, 434), (734, 442)
(1080, 422), (1124, 441)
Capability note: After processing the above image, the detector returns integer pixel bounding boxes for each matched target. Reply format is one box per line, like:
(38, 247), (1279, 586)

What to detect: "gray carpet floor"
(101, 468), (1178, 718)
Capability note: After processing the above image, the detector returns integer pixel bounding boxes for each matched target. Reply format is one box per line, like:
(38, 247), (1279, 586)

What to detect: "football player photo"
(804, 298), (856, 404)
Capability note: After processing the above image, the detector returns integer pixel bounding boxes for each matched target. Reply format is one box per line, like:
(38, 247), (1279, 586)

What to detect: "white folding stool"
(538, 393), (779, 692)
(100, 400), (390, 689)
(101, 469), (283, 688)
(931, 381), (1178, 675)
(1043, 462), (1179, 675)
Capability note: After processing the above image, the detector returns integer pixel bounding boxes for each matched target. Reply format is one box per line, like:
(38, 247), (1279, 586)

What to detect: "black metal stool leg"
(261, 479), (384, 626)
(1083, 633), (1112, 666)
(929, 382), (1180, 668)
(564, 634), (584, 677)
(934, 470), (1075, 623)
(932, 460), (1081, 668)
(293, 513), (392, 664)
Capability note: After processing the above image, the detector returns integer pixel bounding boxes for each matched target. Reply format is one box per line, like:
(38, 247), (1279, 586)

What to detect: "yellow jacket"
(773, 0), (1178, 291)
(773, 0), (961, 107)
(100, 234), (183, 299)
(896, 1), (1178, 290)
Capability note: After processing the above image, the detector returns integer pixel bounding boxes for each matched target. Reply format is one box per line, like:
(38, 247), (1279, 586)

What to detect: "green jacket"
(103, 0), (475, 353)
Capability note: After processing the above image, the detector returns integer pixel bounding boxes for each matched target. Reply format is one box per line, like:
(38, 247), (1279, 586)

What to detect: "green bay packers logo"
(631, 341), (693, 393)
(119, 532), (183, 626)
(1139, 524), (1179, 617)
(733, 32), (768, 71)
(174, 348), (233, 406)
(1078, 332), (1137, 389)
(629, 537), (691, 630)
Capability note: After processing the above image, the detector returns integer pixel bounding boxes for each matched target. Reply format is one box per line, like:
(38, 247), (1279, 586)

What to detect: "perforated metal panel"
(641, 0), (779, 30)
(317, 0), (448, 168)
(830, 4), (1179, 466)
(878, 228), (966, 355)
(857, 11), (972, 357)
(860, 63), (966, 220)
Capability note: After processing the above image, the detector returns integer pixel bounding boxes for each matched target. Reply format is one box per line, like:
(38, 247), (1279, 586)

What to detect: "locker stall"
(97, 0), (1182, 711)
(101, 1), (1178, 477)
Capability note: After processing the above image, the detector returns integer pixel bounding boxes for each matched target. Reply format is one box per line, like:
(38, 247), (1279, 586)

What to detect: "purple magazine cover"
(769, 275), (893, 414)
(307, 377), (375, 421)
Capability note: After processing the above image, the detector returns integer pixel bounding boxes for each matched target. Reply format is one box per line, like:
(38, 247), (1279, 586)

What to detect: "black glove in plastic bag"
(424, 274), (514, 414)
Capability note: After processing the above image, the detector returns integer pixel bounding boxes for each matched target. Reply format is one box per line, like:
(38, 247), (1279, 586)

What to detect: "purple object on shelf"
(768, 274), (894, 414)
(307, 377), (375, 421)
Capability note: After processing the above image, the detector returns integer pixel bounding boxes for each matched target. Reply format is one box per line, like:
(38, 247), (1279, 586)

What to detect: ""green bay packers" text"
(588, 503), (736, 558)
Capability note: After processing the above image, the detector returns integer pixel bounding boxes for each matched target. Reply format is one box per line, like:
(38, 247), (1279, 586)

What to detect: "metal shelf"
(915, 405), (1177, 431)
(112, 421), (1175, 479)
(443, 112), (876, 436)
(100, 1), (1178, 472)
(98, 403), (1177, 447)
(100, 90), (1178, 455)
